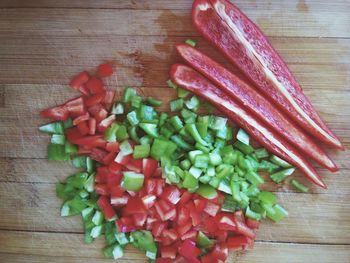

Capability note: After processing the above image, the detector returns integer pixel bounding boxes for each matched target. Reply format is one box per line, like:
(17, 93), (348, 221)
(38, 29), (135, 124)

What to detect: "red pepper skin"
(176, 44), (337, 172)
(40, 105), (69, 121)
(98, 63), (114, 78)
(192, 0), (343, 150)
(171, 64), (326, 188)
(69, 71), (90, 91)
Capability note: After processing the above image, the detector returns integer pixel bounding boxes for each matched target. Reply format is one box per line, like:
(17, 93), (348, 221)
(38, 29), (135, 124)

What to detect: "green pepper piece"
(196, 184), (218, 199)
(47, 143), (69, 161)
(291, 179), (309, 193)
(39, 121), (64, 134)
(121, 172), (144, 191)
(133, 144), (150, 159)
(197, 231), (214, 249)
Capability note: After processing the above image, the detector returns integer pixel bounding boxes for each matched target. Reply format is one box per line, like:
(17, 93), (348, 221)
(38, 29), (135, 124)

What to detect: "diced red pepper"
(77, 145), (92, 155)
(71, 135), (106, 148)
(152, 221), (167, 237)
(95, 166), (109, 183)
(111, 194), (129, 207)
(86, 77), (105, 94)
(210, 244), (228, 262)
(123, 197), (146, 216)
(246, 218), (260, 229)
(201, 254), (219, 263)
(102, 151), (116, 165)
(69, 71), (89, 91)
(88, 117), (96, 135)
(161, 186), (181, 205)
(132, 213), (147, 227)
(95, 183), (110, 196)
(141, 194), (157, 209)
(227, 235), (250, 250)
(178, 240), (201, 260)
(114, 152), (132, 166)
(98, 114), (116, 132)
(194, 198), (206, 212)
(65, 97), (85, 117)
(161, 245), (177, 259)
(203, 202), (220, 217)
(77, 121), (89, 136)
(97, 196), (117, 221)
(176, 221), (192, 236)
(109, 161), (123, 174)
(214, 230), (228, 243)
(90, 147), (108, 163)
(215, 213), (236, 231)
(176, 206), (190, 225)
(162, 229), (179, 245)
(142, 158), (159, 178)
(107, 172), (122, 186)
(178, 191), (193, 205)
(103, 90), (116, 104)
(98, 63), (114, 78)
(106, 142), (120, 153)
(66, 127), (82, 142)
(181, 230), (198, 241)
(40, 105), (69, 121)
(115, 217), (136, 233)
(85, 92), (106, 107)
(125, 158), (143, 173)
(156, 258), (172, 263)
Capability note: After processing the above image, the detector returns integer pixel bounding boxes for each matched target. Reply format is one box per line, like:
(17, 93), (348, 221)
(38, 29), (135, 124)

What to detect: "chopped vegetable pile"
(38, 0), (342, 262)
(39, 62), (305, 262)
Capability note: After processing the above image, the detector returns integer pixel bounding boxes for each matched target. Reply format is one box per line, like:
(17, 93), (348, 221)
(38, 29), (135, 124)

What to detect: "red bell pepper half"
(170, 63), (326, 188)
(175, 43), (337, 172)
(192, 0), (343, 150)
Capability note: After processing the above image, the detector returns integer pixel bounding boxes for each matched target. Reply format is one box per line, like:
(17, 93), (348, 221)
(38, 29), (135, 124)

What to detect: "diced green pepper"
(236, 128), (250, 145)
(133, 144), (150, 159)
(120, 140), (133, 155)
(270, 155), (292, 168)
(111, 102), (124, 115)
(291, 179), (309, 193)
(146, 97), (162, 107)
(170, 98), (184, 112)
(39, 121), (64, 134)
(185, 38), (197, 47)
(121, 172), (144, 191)
(270, 168), (295, 183)
(123, 87), (137, 103)
(47, 143), (69, 161)
(196, 184), (218, 199)
(139, 123), (159, 138)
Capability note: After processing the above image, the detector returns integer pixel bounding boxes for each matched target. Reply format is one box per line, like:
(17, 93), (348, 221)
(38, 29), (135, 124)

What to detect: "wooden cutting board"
(0, 0), (349, 262)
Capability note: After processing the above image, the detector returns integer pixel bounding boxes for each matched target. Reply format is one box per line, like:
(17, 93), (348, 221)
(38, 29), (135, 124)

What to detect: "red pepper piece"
(176, 221), (192, 236)
(152, 221), (167, 237)
(95, 166), (109, 183)
(210, 244), (228, 262)
(95, 183), (110, 196)
(65, 97), (85, 117)
(111, 194), (129, 207)
(84, 92), (106, 107)
(69, 71), (89, 91)
(103, 90), (116, 104)
(97, 196), (117, 221)
(203, 201), (220, 217)
(102, 151), (116, 165)
(71, 135), (106, 148)
(73, 112), (90, 125)
(161, 186), (181, 205)
(106, 142), (120, 153)
(132, 213), (148, 227)
(161, 245), (177, 259)
(88, 117), (96, 135)
(226, 235), (251, 250)
(178, 240), (201, 260)
(115, 217), (136, 233)
(141, 194), (157, 209)
(40, 105), (69, 121)
(246, 218), (260, 229)
(176, 206), (190, 225)
(181, 230), (198, 242)
(76, 121), (89, 136)
(125, 158), (143, 173)
(98, 114), (116, 132)
(109, 161), (123, 174)
(98, 63), (114, 78)
(156, 259), (172, 263)
(171, 64), (326, 188)
(192, 0), (343, 150)
(123, 197), (146, 216)
(85, 77), (105, 94)
(176, 43), (338, 172)
(142, 158), (159, 178)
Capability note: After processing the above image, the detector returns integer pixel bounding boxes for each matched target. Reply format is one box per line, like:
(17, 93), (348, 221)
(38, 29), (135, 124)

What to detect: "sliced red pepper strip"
(192, 0), (343, 150)
(170, 64), (326, 188)
(175, 44), (337, 172)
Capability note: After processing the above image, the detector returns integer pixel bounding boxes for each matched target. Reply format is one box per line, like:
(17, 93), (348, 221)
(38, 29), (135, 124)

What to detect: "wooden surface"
(0, 0), (349, 262)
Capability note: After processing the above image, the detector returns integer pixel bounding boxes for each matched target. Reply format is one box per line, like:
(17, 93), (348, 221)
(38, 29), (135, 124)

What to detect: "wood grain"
(0, 0), (349, 262)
